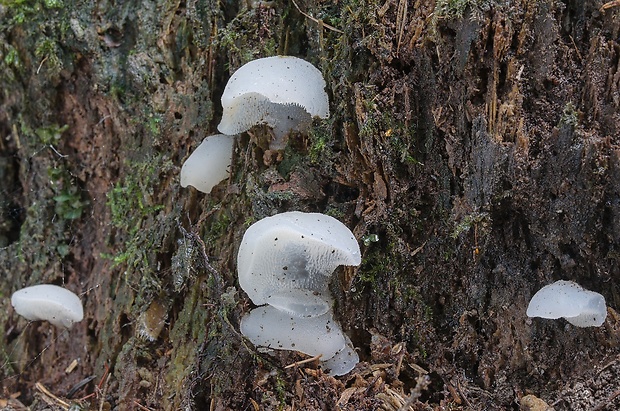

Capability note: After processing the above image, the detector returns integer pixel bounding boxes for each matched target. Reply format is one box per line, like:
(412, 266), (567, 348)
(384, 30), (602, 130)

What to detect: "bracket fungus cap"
(237, 211), (361, 318)
(526, 280), (607, 327)
(11, 284), (84, 328)
(180, 134), (235, 194)
(217, 56), (329, 149)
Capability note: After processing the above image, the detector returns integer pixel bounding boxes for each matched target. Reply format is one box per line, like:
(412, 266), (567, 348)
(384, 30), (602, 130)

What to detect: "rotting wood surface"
(0, 0), (620, 410)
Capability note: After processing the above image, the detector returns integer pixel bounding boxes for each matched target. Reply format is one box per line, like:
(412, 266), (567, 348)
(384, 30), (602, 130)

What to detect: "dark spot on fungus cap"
(237, 211), (361, 321)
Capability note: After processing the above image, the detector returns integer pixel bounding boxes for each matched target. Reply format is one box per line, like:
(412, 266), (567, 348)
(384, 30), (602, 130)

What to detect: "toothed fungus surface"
(237, 211), (361, 318)
(180, 134), (235, 194)
(526, 280), (607, 327)
(217, 56), (329, 149)
(11, 284), (84, 328)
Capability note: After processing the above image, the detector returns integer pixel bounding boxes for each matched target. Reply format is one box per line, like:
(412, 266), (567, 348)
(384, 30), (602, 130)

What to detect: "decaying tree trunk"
(1, 0), (620, 409)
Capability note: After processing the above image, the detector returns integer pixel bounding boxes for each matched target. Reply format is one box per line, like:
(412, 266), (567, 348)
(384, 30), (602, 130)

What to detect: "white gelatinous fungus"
(238, 211), (361, 375)
(237, 211), (361, 318)
(321, 335), (360, 376)
(240, 305), (357, 376)
(526, 280), (607, 327)
(11, 284), (84, 328)
(217, 56), (330, 149)
(180, 134), (235, 194)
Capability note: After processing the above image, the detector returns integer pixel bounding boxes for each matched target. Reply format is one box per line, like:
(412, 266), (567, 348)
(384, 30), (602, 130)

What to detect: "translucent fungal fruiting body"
(238, 211), (361, 375)
(240, 306), (345, 360)
(180, 134), (235, 194)
(321, 335), (360, 376)
(217, 56), (329, 149)
(11, 284), (84, 328)
(240, 305), (358, 376)
(237, 211), (361, 318)
(526, 280), (607, 327)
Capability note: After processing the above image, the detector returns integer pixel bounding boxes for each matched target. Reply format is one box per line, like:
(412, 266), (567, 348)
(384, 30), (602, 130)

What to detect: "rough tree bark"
(1, 0), (620, 410)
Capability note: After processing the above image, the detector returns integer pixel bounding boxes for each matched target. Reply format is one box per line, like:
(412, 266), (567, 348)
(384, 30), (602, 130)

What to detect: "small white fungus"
(321, 335), (360, 376)
(526, 280), (607, 327)
(11, 284), (84, 328)
(240, 305), (357, 376)
(180, 134), (235, 194)
(237, 211), (361, 318)
(217, 56), (330, 149)
(238, 211), (361, 375)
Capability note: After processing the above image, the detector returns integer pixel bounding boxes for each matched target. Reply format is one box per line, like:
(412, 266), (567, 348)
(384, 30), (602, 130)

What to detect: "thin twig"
(601, 0), (620, 11)
(49, 144), (68, 158)
(591, 390), (620, 411)
(35, 382), (70, 410)
(457, 379), (473, 408)
(396, 0), (408, 56)
(96, 115), (111, 126)
(568, 34), (582, 61)
(36, 56), (49, 74)
(397, 375), (431, 411)
(133, 400), (155, 411)
(99, 373), (111, 411)
(284, 354), (322, 369)
(291, 0), (343, 34)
